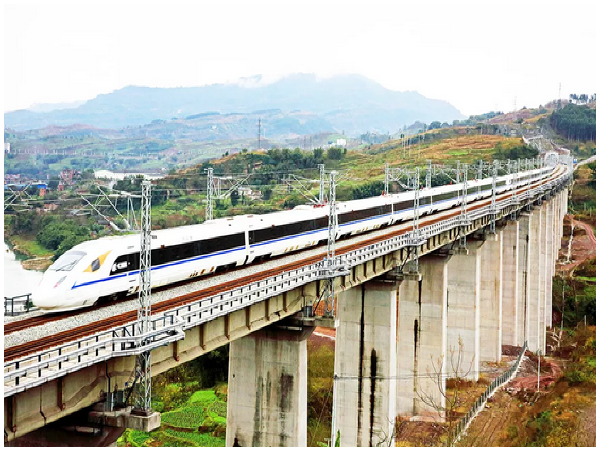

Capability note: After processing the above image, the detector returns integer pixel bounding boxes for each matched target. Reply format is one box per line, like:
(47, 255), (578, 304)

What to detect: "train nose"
(32, 273), (69, 309)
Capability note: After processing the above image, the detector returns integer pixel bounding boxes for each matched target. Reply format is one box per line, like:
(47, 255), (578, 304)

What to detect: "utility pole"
(324, 171), (338, 318)
(537, 350), (541, 392)
(510, 160), (519, 221)
(490, 160), (498, 234)
(425, 160), (432, 189)
(477, 159), (483, 197)
(326, 170), (339, 448)
(205, 168), (214, 221)
(384, 163), (390, 195)
(318, 164), (326, 204)
(331, 374), (338, 447)
(134, 179), (152, 415)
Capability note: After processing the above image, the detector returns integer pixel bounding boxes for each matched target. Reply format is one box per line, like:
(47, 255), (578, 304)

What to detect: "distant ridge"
(4, 74), (464, 135)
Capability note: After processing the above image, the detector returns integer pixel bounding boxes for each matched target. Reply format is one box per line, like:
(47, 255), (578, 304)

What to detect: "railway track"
(3, 173), (561, 363)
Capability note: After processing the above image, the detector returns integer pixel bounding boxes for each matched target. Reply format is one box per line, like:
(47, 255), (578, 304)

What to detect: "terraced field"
(118, 387), (226, 447)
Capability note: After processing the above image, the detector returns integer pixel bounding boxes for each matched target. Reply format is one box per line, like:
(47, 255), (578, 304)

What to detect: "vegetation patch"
(307, 332), (335, 447)
(163, 429), (226, 446)
(162, 404), (206, 429)
(7, 234), (53, 258)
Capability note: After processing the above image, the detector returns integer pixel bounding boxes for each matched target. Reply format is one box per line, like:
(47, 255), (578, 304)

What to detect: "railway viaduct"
(4, 162), (572, 446)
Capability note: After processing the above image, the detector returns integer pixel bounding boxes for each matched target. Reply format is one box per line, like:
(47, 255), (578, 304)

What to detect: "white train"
(33, 166), (555, 312)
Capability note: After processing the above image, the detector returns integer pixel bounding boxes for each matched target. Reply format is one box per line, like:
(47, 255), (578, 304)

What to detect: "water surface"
(3, 242), (44, 298)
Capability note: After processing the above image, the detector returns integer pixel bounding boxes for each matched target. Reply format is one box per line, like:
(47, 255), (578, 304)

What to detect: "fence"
(451, 342), (528, 446)
(4, 294), (36, 316)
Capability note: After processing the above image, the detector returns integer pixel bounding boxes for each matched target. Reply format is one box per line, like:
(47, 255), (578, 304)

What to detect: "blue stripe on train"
(71, 246), (246, 289)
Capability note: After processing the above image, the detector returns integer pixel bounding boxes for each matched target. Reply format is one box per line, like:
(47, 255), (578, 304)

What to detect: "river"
(3, 242), (44, 298)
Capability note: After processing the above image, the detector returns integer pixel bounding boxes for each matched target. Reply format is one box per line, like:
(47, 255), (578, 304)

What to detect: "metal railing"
(451, 342), (528, 445)
(3, 166), (571, 397)
(4, 294), (36, 316)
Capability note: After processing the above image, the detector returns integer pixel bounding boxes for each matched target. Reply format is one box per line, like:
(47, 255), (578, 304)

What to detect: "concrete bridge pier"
(556, 194), (563, 260)
(548, 197), (556, 281)
(334, 280), (397, 447)
(396, 255), (448, 421)
(479, 231), (503, 362)
(527, 206), (543, 353)
(546, 200), (556, 328)
(502, 220), (520, 346)
(552, 196), (558, 262)
(446, 241), (482, 380)
(518, 212), (531, 347)
(539, 203), (549, 353)
(225, 323), (314, 447)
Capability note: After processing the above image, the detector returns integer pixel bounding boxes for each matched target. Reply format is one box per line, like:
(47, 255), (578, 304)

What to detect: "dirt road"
(558, 215), (596, 275)
(578, 218), (596, 246)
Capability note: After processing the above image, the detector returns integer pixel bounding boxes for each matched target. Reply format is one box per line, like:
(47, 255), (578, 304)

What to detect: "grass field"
(8, 235), (53, 258)
(336, 135), (522, 182)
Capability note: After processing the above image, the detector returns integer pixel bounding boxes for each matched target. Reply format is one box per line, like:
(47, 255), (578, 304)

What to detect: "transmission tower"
(258, 118), (261, 150)
(134, 179), (152, 415)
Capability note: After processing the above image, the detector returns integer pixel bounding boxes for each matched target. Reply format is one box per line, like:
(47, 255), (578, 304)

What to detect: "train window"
(49, 251), (86, 272)
(431, 191), (457, 203)
(251, 218), (324, 244)
(339, 205), (387, 225)
(420, 196), (432, 206)
(315, 217), (328, 229)
(111, 255), (130, 275)
(202, 233), (245, 254)
(393, 200), (413, 212)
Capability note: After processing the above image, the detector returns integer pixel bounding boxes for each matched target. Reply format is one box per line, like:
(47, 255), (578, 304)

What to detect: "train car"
(32, 165), (557, 312)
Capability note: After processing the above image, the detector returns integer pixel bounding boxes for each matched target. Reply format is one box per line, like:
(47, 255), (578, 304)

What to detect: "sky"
(3, 0), (597, 116)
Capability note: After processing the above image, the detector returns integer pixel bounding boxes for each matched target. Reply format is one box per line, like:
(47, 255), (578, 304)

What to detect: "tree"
(327, 147), (343, 160)
(262, 187), (273, 201)
(351, 181), (385, 199)
(416, 336), (474, 445)
(230, 189), (239, 207)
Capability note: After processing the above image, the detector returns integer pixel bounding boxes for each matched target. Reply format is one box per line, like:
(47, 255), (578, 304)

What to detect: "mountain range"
(4, 74), (464, 137)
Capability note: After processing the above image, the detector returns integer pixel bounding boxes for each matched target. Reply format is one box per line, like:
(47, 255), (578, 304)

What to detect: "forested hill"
(549, 103), (596, 142)
(4, 74), (464, 135)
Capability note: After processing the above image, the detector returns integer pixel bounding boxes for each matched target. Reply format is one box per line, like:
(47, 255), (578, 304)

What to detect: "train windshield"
(49, 251), (86, 272)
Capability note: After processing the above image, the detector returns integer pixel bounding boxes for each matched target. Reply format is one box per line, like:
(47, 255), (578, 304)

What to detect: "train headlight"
(54, 276), (66, 289)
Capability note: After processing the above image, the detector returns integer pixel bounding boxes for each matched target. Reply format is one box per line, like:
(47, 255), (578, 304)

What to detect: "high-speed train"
(33, 166), (556, 312)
